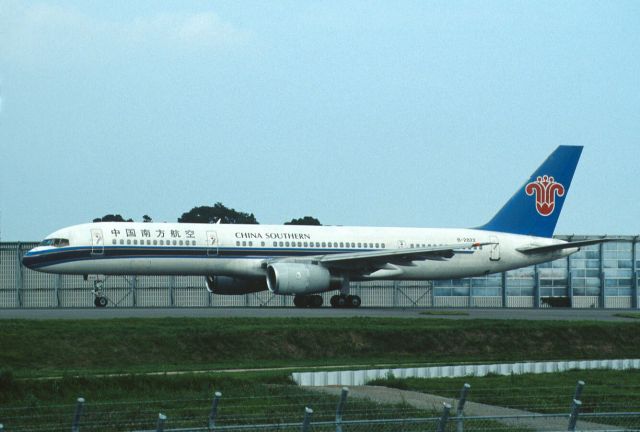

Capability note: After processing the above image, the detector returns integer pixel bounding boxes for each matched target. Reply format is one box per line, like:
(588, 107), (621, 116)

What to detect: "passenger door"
(206, 231), (218, 256)
(489, 235), (500, 261)
(91, 229), (104, 255)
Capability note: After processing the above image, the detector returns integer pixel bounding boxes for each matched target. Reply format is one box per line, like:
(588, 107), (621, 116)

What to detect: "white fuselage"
(23, 222), (575, 281)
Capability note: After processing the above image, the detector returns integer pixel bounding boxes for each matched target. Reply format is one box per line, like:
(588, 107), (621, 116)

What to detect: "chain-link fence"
(3, 382), (640, 432)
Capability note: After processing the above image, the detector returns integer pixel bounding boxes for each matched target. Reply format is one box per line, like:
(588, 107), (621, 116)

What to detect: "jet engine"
(266, 263), (332, 295)
(205, 275), (267, 295)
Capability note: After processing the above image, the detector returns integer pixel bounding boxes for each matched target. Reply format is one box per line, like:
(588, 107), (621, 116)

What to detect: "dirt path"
(312, 385), (625, 431)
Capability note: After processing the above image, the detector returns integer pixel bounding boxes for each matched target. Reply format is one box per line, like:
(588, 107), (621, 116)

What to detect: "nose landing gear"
(92, 279), (108, 308)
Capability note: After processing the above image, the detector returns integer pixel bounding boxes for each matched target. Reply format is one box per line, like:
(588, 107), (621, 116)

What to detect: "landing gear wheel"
(347, 295), (361, 308)
(309, 295), (323, 308)
(94, 297), (108, 308)
(336, 295), (348, 308)
(293, 295), (308, 308)
(330, 295), (340, 308)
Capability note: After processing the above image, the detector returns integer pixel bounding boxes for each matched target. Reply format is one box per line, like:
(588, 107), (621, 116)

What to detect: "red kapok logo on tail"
(525, 175), (565, 216)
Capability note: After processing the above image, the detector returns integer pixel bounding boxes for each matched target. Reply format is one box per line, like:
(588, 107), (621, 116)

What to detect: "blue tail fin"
(477, 145), (583, 238)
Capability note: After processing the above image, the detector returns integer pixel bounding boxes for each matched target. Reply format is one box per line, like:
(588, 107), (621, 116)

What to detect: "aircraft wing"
(516, 239), (611, 255)
(303, 242), (490, 271)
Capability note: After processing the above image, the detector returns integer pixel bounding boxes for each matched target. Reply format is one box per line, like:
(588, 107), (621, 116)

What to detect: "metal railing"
(3, 380), (640, 432)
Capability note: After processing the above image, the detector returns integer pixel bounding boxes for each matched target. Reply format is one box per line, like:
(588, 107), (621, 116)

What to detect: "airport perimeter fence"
(3, 381), (640, 432)
(1, 236), (639, 309)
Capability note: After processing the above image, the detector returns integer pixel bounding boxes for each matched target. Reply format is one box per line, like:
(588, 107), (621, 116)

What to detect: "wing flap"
(318, 242), (488, 267)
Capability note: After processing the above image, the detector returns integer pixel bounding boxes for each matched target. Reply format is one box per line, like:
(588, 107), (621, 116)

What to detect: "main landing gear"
(330, 294), (361, 308)
(292, 293), (362, 308)
(293, 294), (324, 308)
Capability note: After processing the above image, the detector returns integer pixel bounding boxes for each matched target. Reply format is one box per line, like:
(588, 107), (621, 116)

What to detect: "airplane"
(22, 145), (607, 308)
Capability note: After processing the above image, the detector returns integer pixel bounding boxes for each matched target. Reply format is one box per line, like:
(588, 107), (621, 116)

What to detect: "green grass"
(615, 312), (640, 319)
(3, 318), (639, 431)
(0, 372), (433, 431)
(3, 317), (640, 378)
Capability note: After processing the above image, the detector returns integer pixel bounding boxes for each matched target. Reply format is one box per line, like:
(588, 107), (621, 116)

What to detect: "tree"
(93, 214), (133, 222)
(178, 203), (259, 224)
(142, 215), (153, 223)
(284, 216), (321, 226)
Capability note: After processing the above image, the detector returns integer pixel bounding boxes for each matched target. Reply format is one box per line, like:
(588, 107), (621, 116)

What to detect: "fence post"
(301, 407), (313, 432)
(436, 402), (451, 432)
(156, 413), (167, 432)
(456, 383), (470, 432)
(573, 380), (585, 402)
(335, 387), (349, 432)
(71, 397), (85, 432)
(209, 391), (222, 430)
(132, 276), (137, 308)
(16, 243), (23, 307)
(567, 399), (581, 431)
(55, 275), (62, 308)
(169, 276), (176, 307)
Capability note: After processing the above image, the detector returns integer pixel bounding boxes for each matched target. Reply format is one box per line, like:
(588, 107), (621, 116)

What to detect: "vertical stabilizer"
(477, 146), (582, 238)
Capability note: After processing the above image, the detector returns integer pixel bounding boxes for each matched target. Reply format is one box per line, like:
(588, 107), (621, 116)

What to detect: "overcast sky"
(1, 0), (639, 240)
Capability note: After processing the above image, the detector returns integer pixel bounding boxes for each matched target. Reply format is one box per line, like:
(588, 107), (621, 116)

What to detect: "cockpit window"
(39, 238), (70, 247)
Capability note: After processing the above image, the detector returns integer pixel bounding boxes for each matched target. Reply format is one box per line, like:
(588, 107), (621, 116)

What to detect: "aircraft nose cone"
(22, 252), (36, 269)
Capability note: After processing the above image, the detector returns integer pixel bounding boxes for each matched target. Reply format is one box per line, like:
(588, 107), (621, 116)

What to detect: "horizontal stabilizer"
(517, 239), (611, 255)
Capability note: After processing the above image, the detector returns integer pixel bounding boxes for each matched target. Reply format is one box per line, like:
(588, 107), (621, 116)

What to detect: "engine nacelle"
(266, 263), (332, 295)
(205, 276), (267, 295)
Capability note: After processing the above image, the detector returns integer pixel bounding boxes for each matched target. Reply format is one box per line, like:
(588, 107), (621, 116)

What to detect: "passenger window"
(279, 241), (284, 247)
(381, 243), (385, 248)
(340, 242), (344, 248)
(249, 241), (253, 247)
(261, 241), (265, 247)
(358, 243), (361, 248)
(303, 242), (308, 247)
(112, 239), (117, 245)
(322, 242), (326, 247)
(133, 240), (137, 245)
(160, 240), (165, 245)
(153, 240), (157, 245)
(369, 243), (373, 248)
(147, 240), (151, 245)
(179, 240), (183, 245)
(172, 240), (176, 245)
(242, 241), (246, 247)
(285, 241), (290, 247)
(298, 241), (302, 247)
(351, 242), (356, 248)
(273, 241), (277, 247)
(316, 242), (320, 247)
(375, 243), (379, 248)
(120, 239), (124, 245)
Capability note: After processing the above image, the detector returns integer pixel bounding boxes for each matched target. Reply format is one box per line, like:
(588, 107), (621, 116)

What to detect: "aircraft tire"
(330, 295), (340, 308)
(95, 297), (108, 308)
(336, 295), (348, 308)
(348, 295), (362, 308)
(310, 295), (323, 308)
(293, 295), (308, 308)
